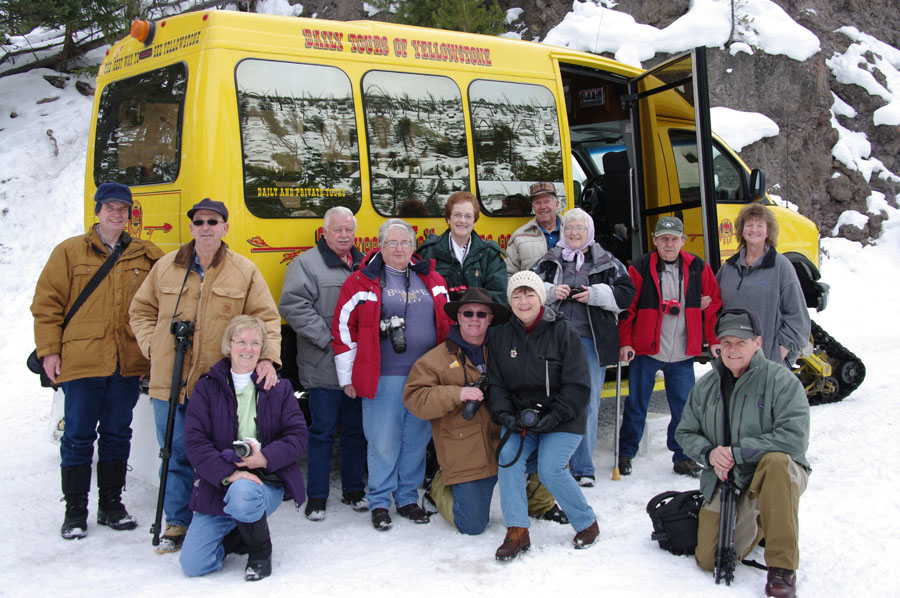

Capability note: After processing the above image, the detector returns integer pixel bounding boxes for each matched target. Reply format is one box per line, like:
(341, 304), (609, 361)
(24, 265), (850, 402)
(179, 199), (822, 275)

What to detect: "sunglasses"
(192, 218), (222, 226)
(460, 310), (490, 319)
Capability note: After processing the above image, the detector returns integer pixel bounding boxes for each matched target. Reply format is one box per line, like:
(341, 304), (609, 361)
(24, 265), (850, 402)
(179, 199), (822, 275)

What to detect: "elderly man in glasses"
(130, 197), (282, 553)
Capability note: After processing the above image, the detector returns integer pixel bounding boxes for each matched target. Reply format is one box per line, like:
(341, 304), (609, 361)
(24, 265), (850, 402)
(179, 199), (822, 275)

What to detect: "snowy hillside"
(1, 3), (899, 597)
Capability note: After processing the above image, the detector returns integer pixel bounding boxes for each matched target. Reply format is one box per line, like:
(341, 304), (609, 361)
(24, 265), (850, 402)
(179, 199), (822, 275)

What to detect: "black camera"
(661, 299), (681, 316)
(170, 319), (195, 339)
(233, 439), (254, 459)
(380, 315), (407, 353)
(564, 285), (589, 301)
(461, 375), (489, 421)
(448, 285), (468, 301)
(519, 402), (545, 428)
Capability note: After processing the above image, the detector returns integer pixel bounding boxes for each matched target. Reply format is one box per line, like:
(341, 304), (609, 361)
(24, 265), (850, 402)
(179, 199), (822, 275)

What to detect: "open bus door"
(626, 47), (720, 269)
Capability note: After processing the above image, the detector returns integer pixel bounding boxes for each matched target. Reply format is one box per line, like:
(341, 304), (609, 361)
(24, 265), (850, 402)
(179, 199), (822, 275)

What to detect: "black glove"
(496, 412), (522, 433)
(528, 411), (561, 434)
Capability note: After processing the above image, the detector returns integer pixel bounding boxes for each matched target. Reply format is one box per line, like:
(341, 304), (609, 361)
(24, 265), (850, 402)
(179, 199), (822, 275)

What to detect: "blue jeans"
(180, 480), (284, 577)
(361, 375), (431, 510)
(306, 387), (366, 500)
(451, 475), (497, 535)
(569, 337), (605, 477)
(60, 366), (140, 467)
(498, 430), (596, 532)
(618, 355), (695, 463)
(152, 398), (193, 528)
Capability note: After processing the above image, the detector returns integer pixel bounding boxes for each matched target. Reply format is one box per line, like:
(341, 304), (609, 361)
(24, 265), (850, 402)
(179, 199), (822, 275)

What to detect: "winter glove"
(496, 411), (522, 433)
(528, 411), (563, 434)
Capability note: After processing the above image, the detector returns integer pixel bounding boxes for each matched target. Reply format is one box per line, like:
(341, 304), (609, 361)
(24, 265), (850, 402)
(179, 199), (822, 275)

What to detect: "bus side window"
(236, 59), (361, 219)
(669, 130), (745, 205)
(362, 71), (469, 218)
(94, 63), (187, 186)
(469, 80), (565, 215)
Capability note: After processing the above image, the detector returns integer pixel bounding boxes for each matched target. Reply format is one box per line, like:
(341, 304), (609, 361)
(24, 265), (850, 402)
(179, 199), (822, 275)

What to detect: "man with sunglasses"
(404, 287), (563, 534)
(130, 197), (281, 553)
(676, 310), (810, 598)
(32, 182), (164, 540)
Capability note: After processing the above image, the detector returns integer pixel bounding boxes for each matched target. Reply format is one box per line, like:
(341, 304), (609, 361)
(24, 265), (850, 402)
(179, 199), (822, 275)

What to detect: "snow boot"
(236, 514), (272, 581)
(495, 527), (530, 561)
(60, 466), (91, 540)
(96, 461), (138, 530)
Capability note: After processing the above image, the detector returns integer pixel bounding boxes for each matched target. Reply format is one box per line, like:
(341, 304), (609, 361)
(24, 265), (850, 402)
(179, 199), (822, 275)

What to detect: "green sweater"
(416, 229), (508, 305)
(676, 349), (811, 501)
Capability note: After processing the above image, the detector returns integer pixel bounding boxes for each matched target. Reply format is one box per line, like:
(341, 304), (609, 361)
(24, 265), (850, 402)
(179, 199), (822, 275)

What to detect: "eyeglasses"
(567, 225), (588, 232)
(232, 339), (262, 349)
(192, 219), (222, 226)
(383, 240), (412, 249)
(460, 310), (490, 319)
(450, 212), (475, 222)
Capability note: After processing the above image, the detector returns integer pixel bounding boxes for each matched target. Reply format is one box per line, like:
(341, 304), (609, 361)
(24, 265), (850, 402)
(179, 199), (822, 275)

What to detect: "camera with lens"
(461, 375), (490, 421)
(448, 285), (468, 301)
(661, 299), (681, 316)
(379, 315), (407, 353)
(232, 439), (256, 459)
(519, 402), (545, 428)
(564, 285), (589, 301)
(170, 319), (195, 340)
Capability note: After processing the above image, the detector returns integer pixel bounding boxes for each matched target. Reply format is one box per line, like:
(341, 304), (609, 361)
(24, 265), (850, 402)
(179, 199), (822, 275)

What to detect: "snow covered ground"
(2, 3), (899, 596)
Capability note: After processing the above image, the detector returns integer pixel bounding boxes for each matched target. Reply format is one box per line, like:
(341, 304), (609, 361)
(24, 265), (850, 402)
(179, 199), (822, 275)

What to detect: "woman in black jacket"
(487, 270), (599, 561)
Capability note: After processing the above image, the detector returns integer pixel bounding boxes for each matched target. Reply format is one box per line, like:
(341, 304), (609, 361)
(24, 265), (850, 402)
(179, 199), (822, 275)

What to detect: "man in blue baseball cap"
(32, 182), (164, 539)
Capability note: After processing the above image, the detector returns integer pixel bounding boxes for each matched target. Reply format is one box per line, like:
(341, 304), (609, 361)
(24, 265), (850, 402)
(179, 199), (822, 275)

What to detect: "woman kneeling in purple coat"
(180, 315), (308, 581)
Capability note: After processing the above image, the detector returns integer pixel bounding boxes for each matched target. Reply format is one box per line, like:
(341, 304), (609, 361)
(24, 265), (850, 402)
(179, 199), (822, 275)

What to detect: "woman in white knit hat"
(486, 270), (599, 561)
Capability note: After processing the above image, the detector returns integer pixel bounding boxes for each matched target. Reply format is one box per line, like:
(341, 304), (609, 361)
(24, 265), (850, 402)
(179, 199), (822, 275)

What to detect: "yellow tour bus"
(85, 9), (832, 392)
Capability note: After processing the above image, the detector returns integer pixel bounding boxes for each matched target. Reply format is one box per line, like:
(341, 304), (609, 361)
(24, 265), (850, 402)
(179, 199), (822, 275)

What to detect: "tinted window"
(669, 130), (744, 204)
(362, 71), (469, 218)
(94, 63), (186, 186)
(237, 60), (361, 218)
(469, 80), (564, 215)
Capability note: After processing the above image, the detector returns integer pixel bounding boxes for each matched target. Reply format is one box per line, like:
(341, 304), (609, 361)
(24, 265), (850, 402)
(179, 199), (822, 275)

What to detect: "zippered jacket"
(279, 237), (364, 389)
(534, 244), (635, 366)
(31, 225), (164, 383)
(675, 349), (811, 502)
(618, 249), (721, 356)
(717, 246), (810, 364)
(416, 229), (507, 305)
(184, 358), (308, 516)
(130, 241), (282, 402)
(331, 250), (451, 399)
(486, 307), (590, 435)
(505, 218), (550, 275)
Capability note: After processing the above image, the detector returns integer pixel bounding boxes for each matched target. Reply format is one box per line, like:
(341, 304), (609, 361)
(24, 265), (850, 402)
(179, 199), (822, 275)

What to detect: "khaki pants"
(430, 471), (556, 526)
(696, 452), (808, 571)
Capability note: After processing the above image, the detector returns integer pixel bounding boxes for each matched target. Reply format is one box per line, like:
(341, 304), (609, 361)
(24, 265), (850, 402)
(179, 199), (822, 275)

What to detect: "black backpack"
(646, 489), (704, 555)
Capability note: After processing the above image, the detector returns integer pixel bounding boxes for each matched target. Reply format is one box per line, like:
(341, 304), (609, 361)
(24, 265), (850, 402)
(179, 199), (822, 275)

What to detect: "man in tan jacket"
(504, 182), (562, 275)
(32, 182), (164, 540)
(130, 197), (281, 553)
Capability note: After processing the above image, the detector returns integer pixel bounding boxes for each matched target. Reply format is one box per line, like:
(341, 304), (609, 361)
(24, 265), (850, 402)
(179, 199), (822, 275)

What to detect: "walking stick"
(612, 359), (623, 480)
(150, 320), (193, 546)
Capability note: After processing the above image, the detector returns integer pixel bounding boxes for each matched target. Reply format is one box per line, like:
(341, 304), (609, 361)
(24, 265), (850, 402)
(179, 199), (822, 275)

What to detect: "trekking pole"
(612, 359), (623, 480)
(150, 320), (193, 546)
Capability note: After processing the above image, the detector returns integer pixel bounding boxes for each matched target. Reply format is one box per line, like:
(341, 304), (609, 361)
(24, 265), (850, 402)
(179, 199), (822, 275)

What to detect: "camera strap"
(379, 265), (410, 323)
(170, 256), (194, 324)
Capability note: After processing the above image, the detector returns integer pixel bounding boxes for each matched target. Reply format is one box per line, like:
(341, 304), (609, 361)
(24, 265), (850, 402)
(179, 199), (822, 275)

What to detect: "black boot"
(235, 514), (272, 581)
(96, 461), (138, 531)
(61, 466), (91, 540)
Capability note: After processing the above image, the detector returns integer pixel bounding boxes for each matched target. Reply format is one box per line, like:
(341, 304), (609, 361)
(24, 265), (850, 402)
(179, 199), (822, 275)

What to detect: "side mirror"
(749, 169), (766, 201)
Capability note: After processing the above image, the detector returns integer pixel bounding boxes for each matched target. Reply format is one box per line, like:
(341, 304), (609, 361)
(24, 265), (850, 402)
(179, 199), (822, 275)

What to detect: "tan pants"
(430, 471), (556, 526)
(696, 452), (808, 571)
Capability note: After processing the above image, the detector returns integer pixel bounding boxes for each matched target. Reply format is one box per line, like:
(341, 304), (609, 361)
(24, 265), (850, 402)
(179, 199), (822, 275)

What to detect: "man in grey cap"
(130, 197), (282, 553)
(505, 182), (562, 275)
(617, 216), (721, 478)
(32, 182), (164, 539)
(676, 309), (810, 598)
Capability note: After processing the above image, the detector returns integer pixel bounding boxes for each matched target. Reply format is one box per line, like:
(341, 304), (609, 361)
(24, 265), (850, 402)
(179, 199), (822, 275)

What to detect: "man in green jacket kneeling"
(676, 309), (810, 598)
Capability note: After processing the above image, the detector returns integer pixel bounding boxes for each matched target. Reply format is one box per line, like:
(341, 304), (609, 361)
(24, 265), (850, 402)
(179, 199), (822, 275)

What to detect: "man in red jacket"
(617, 217), (721, 477)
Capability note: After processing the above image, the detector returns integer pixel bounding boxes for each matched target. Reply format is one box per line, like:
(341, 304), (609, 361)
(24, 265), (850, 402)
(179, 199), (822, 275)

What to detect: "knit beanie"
(507, 270), (547, 304)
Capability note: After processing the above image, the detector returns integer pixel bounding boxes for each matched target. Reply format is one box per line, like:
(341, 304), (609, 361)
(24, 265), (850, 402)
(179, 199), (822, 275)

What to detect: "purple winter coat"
(184, 358), (308, 517)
